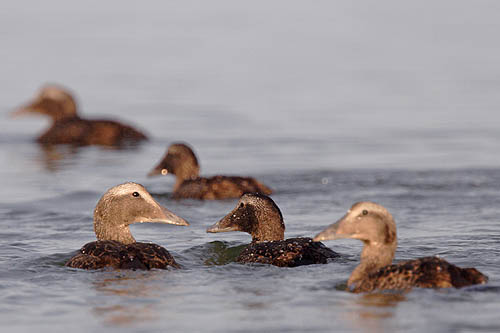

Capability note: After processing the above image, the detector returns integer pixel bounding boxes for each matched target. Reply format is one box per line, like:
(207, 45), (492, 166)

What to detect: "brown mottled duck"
(314, 201), (488, 292)
(13, 85), (148, 146)
(207, 193), (339, 267)
(66, 182), (189, 270)
(148, 142), (272, 200)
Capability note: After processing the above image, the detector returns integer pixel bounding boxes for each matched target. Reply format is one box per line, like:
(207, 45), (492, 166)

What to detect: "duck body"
(314, 201), (488, 292)
(66, 240), (179, 270)
(207, 194), (340, 267)
(38, 116), (147, 146)
(236, 237), (339, 267)
(174, 175), (272, 200)
(15, 85), (148, 146)
(350, 256), (488, 293)
(65, 182), (189, 270)
(148, 143), (272, 200)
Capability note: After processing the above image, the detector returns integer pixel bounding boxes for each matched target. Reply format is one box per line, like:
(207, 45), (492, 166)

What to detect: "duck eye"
(362, 210), (368, 215)
(132, 192), (140, 197)
(239, 203), (245, 208)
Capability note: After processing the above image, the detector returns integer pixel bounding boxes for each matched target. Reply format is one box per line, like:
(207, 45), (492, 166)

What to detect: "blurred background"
(2, 1), (500, 195)
(1, 2), (500, 331)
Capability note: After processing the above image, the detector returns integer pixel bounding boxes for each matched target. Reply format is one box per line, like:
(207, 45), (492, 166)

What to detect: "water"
(1, 1), (500, 332)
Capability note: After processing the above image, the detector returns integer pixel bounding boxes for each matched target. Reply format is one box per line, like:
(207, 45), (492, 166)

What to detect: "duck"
(313, 201), (488, 292)
(66, 182), (189, 270)
(206, 193), (339, 267)
(148, 142), (273, 200)
(13, 85), (148, 146)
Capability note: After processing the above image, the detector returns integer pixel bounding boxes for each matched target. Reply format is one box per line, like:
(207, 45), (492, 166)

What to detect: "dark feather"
(174, 175), (273, 200)
(65, 240), (179, 270)
(352, 256), (488, 293)
(38, 117), (147, 146)
(236, 237), (340, 267)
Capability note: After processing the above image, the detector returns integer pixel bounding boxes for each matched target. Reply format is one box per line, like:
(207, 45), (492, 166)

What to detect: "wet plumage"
(237, 237), (338, 267)
(148, 143), (272, 200)
(14, 85), (148, 146)
(66, 240), (179, 270)
(65, 182), (189, 270)
(314, 201), (488, 292)
(207, 194), (340, 267)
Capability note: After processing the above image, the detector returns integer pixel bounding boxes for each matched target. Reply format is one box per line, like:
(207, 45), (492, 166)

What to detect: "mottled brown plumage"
(237, 237), (338, 267)
(207, 194), (340, 267)
(66, 240), (179, 269)
(314, 201), (488, 292)
(66, 182), (189, 270)
(14, 85), (148, 146)
(148, 143), (272, 200)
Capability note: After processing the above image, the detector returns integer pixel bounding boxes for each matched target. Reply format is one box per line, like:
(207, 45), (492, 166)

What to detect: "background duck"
(66, 182), (189, 270)
(314, 201), (488, 292)
(148, 142), (272, 199)
(206, 193), (339, 267)
(13, 85), (148, 146)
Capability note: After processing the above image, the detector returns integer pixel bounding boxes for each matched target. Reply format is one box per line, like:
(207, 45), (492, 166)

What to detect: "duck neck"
(93, 210), (136, 244)
(348, 241), (396, 287)
(250, 214), (285, 242)
(174, 166), (200, 191)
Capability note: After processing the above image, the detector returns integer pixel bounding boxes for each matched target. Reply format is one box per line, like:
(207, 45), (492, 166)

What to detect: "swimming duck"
(206, 193), (339, 267)
(313, 201), (488, 292)
(148, 143), (272, 200)
(66, 182), (189, 270)
(13, 85), (148, 146)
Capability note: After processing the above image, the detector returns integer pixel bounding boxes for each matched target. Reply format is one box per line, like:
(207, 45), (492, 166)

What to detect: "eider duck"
(206, 193), (339, 267)
(313, 201), (488, 292)
(148, 142), (272, 200)
(66, 182), (189, 270)
(13, 85), (148, 146)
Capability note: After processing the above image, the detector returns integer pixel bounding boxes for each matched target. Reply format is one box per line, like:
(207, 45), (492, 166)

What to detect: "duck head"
(207, 193), (285, 242)
(93, 182), (189, 244)
(314, 201), (397, 285)
(13, 85), (78, 121)
(148, 143), (200, 187)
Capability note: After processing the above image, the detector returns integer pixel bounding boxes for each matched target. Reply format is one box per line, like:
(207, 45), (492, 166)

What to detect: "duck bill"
(313, 214), (351, 242)
(206, 213), (240, 233)
(140, 202), (189, 226)
(147, 167), (162, 177)
(11, 104), (35, 117)
(147, 162), (170, 177)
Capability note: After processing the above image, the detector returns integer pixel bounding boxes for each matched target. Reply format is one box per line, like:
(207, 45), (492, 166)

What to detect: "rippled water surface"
(1, 1), (500, 332)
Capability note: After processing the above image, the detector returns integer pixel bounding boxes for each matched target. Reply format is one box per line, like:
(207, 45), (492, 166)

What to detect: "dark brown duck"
(13, 85), (148, 146)
(148, 143), (272, 200)
(206, 193), (339, 267)
(66, 182), (189, 270)
(314, 201), (488, 292)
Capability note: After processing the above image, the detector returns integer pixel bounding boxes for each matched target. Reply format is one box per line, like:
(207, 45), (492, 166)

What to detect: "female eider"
(206, 193), (339, 267)
(147, 143), (272, 200)
(66, 182), (189, 270)
(13, 85), (148, 146)
(313, 201), (488, 292)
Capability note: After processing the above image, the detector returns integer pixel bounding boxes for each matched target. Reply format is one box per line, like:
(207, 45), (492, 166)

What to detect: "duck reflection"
(344, 292), (406, 332)
(36, 144), (80, 172)
(90, 271), (167, 326)
(35, 143), (142, 172)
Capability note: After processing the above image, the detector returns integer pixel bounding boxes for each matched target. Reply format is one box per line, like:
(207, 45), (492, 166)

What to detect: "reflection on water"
(37, 144), (80, 172)
(345, 292), (406, 333)
(184, 241), (247, 266)
(90, 271), (166, 327)
(35, 142), (144, 171)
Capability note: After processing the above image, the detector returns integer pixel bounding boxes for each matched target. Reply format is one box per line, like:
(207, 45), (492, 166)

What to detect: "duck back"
(236, 237), (340, 267)
(174, 175), (272, 200)
(38, 118), (147, 146)
(65, 240), (179, 270)
(352, 256), (488, 293)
